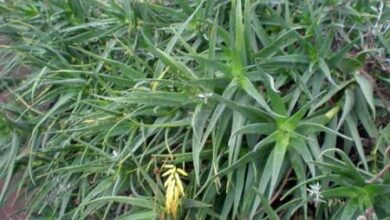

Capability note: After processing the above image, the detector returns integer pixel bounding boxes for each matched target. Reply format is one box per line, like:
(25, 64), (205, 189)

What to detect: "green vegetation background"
(0, 0), (390, 219)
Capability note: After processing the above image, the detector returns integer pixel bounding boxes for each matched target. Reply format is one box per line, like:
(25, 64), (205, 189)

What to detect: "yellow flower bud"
(325, 106), (340, 120)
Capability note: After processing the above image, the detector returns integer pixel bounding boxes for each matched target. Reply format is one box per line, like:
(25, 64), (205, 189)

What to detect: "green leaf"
(234, 0), (246, 65)
(270, 133), (290, 195)
(337, 88), (355, 130)
(192, 104), (212, 185)
(319, 148), (366, 184)
(267, 88), (287, 117)
(232, 123), (276, 136)
(340, 200), (359, 219)
(322, 187), (360, 199)
(142, 33), (198, 80)
(253, 188), (280, 220)
(310, 79), (353, 114)
(182, 198), (212, 209)
(318, 58), (337, 87)
(95, 91), (193, 107)
(79, 196), (154, 209)
(255, 28), (301, 58)
(240, 77), (273, 114)
(211, 92), (273, 122)
(355, 74), (375, 118)
(117, 211), (158, 220)
(290, 138), (315, 176)
(346, 116), (368, 170)
(71, 46), (144, 78)
(258, 54), (310, 67)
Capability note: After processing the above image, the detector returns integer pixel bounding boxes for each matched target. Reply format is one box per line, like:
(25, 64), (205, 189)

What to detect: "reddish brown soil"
(0, 180), (27, 220)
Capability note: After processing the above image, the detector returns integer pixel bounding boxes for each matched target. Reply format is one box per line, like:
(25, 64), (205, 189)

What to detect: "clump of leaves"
(0, 0), (389, 219)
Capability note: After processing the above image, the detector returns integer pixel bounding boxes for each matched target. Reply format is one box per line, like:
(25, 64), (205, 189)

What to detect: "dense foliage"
(1, 0), (390, 219)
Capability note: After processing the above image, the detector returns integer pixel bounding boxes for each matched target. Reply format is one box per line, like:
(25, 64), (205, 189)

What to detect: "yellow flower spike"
(82, 119), (96, 124)
(162, 169), (174, 177)
(171, 186), (181, 220)
(177, 168), (188, 176)
(162, 165), (187, 219)
(174, 173), (185, 196)
(165, 181), (175, 211)
(164, 174), (174, 187)
(162, 164), (175, 169)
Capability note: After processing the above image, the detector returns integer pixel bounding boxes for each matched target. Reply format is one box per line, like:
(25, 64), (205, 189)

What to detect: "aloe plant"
(0, 0), (389, 219)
